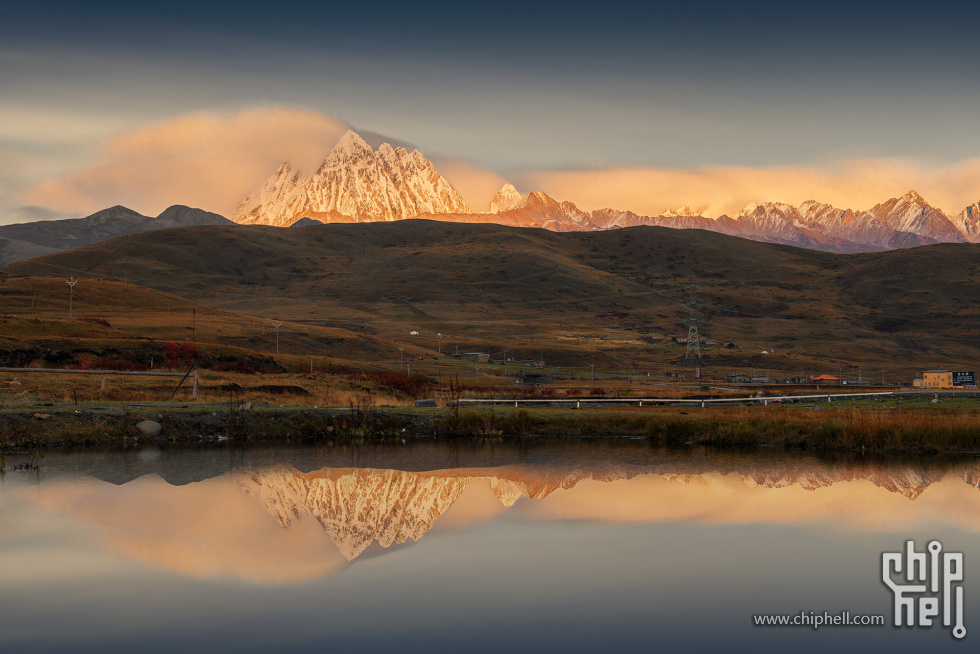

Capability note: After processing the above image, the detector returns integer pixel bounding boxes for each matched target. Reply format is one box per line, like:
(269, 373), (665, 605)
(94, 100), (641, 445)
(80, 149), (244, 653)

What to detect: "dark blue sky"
(5, 1), (977, 67)
(2, 0), (979, 220)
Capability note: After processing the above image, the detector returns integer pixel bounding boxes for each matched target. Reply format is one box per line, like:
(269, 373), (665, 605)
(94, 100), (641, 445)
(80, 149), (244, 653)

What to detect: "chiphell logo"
(882, 540), (965, 639)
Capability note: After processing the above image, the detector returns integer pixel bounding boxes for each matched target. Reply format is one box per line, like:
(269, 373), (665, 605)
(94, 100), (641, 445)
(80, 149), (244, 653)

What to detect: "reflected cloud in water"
(20, 450), (980, 584)
(29, 475), (348, 584)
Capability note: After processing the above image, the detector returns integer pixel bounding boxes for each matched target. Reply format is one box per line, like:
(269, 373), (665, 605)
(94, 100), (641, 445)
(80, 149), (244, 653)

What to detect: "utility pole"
(398, 345), (405, 371)
(192, 309), (197, 342)
(684, 275), (703, 360)
(590, 362), (595, 383)
(273, 320), (281, 355)
(66, 277), (76, 318)
(438, 333), (442, 354)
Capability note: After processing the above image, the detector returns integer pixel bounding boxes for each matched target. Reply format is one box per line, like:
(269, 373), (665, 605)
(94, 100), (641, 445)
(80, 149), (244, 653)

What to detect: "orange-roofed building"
(914, 370), (953, 389)
(912, 370), (976, 388)
(812, 374), (840, 383)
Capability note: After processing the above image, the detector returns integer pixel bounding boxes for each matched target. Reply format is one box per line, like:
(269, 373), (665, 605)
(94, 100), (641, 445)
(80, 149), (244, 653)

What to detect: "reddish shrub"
(164, 340), (197, 368)
(180, 341), (197, 366)
(590, 387), (606, 396)
(164, 341), (181, 367)
(371, 371), (430, 396)
(332, 366), (430, 397)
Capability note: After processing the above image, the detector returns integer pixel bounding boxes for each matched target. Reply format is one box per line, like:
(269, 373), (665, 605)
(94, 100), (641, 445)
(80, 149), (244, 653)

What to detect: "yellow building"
(913, 370), (952, 388)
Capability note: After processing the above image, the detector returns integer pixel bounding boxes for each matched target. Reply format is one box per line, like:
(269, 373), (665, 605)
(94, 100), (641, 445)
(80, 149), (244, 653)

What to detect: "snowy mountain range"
(435, 186), (978, 252)
(233, 130), (980, 253)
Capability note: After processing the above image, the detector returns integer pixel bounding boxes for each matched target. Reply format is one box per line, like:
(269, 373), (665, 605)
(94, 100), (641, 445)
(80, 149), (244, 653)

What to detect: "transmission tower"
(683, 275), (703, 359)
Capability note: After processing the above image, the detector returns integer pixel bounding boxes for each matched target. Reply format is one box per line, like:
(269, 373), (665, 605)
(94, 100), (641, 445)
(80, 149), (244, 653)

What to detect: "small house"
(516, 373), (552, 386)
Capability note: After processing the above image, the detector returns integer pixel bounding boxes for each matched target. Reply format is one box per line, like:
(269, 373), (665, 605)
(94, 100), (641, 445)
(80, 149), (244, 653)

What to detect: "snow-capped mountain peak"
(953, 200), (980, 242)
(866, 190), (963, 242)
(518, 191), (562, 212)
(234, 130), (470, 227)
(662, 205), (698, 218)
(900, 189), (926, 205)
(334, 129), (372, 154)
(490, 183), (525, 213)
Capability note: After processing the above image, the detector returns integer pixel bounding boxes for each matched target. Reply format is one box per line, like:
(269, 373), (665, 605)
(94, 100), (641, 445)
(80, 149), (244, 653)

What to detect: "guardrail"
(456, 391), (903, 408)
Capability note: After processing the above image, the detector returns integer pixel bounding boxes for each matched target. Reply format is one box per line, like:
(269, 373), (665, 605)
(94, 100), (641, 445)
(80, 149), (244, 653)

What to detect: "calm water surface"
(1, 439), (978, 653)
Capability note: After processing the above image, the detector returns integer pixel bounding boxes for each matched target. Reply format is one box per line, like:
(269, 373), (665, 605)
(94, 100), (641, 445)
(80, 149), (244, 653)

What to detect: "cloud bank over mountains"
(20, 108), (351, 219)
(525, 158), (980, 219)
(17, 107), (980, 222)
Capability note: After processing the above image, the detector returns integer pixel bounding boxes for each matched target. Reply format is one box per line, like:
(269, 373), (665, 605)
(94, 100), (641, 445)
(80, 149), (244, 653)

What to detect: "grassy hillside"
(4, 220), (980, 387)
(0, 272), (394, 365)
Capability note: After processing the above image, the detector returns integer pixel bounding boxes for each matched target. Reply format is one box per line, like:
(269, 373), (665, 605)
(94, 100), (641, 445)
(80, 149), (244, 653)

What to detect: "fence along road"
(0, 366), (199, 400)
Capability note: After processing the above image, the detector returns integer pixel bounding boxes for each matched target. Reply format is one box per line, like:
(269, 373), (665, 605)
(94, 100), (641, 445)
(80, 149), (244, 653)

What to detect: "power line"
(66, 277), (77, 319)
(683, 274), (703, 360)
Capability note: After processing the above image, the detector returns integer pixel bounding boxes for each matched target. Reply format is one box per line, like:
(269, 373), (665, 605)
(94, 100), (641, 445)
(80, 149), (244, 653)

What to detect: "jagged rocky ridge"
(234, 130), (470, 227)
(424, 187), (978, 253)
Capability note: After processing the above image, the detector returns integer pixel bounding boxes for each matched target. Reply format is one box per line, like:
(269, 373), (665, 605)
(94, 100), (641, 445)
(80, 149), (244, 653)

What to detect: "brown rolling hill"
(0, 204), (235, 267)
(4, 219), (980, 377)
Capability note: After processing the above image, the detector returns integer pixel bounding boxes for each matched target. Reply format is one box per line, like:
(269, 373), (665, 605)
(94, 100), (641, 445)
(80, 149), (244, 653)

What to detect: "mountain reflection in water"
(19, 442), (980, 584)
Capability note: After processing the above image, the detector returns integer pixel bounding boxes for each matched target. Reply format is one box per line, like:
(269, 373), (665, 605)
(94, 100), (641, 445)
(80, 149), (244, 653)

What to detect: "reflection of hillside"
(236, 460), (974, 561)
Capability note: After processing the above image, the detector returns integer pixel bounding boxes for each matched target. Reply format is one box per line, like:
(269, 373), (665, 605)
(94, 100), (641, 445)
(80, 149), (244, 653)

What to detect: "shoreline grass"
(2, 401), (980, 455)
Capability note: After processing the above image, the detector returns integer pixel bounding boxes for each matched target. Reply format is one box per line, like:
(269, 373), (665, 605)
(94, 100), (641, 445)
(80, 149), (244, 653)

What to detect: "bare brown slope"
(0, 205), (234, 266)
(6, 221), (678, 311)
(5, 220), (980, 370)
